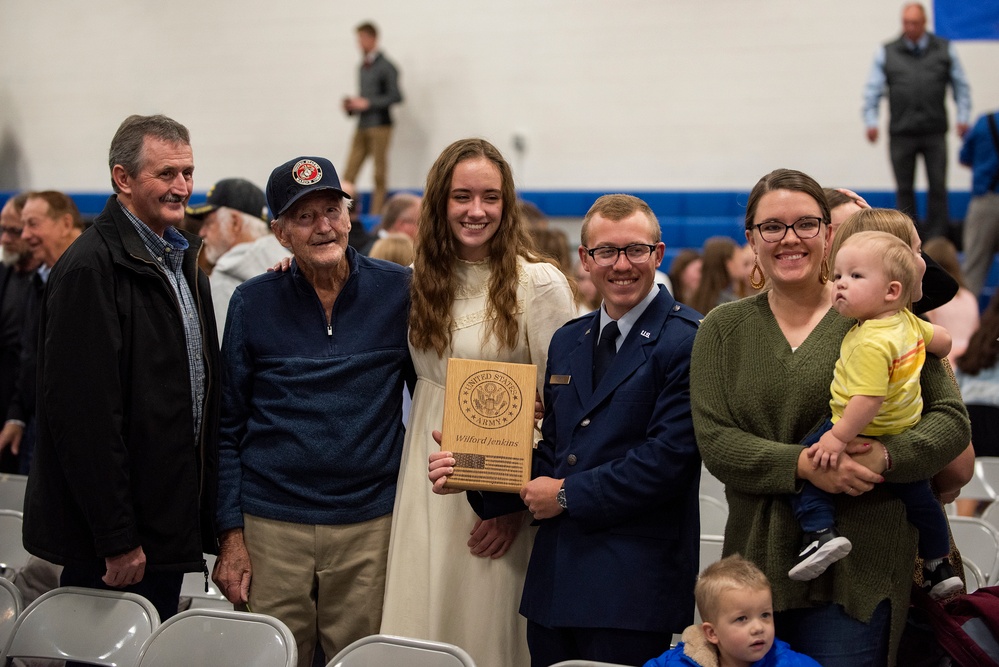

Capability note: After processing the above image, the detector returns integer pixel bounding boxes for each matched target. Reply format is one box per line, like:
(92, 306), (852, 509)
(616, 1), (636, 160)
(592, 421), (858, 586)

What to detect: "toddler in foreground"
(644, 555), (820, 667)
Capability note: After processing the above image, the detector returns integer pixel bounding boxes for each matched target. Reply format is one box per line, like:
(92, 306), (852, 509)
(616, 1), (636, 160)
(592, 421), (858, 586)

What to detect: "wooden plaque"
(441, 358), (537, 493)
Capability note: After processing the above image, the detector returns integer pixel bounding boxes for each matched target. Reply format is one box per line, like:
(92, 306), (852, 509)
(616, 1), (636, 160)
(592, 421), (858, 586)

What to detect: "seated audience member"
(186, 178), (290, 332)
(667, 248), (702, 305)
(643, 555), (821, 667)
(955, 290), (999, 459)
(518, 199), (549, 230)
(689, 236), (739, 315)
(376, 192), (421, 240)
(530, 227), (571, 271)
(922, 236), (980, 365)
(368, 232), (414, 266)
(359, 192), (422, 255)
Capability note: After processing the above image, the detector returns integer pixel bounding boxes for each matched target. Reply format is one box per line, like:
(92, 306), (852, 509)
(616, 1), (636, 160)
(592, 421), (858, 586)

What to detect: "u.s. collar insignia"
(293, 159), (322, 185)
(640, 330), (651, 338)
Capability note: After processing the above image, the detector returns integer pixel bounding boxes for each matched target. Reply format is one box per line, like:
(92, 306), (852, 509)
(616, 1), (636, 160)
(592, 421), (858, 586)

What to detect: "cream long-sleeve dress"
(381, 257), (575, 667)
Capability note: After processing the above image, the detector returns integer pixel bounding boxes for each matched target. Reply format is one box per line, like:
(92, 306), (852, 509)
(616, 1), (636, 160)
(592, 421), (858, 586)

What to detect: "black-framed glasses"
(584, 243), (656, 266)
(0, 226), (23, 237)
(753, 216), (825, 243)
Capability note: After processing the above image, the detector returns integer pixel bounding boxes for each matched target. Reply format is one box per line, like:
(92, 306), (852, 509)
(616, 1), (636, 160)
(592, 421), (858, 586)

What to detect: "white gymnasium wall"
(1, 0), (997, 196)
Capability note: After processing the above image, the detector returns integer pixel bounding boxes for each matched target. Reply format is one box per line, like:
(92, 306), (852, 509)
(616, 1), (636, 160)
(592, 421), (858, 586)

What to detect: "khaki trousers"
(343, 124), (393, 215)
(243, 513), (391, 667)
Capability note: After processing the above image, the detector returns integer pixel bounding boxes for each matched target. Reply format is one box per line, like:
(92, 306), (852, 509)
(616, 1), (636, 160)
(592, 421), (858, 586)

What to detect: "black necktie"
(593, 321), (620, 387)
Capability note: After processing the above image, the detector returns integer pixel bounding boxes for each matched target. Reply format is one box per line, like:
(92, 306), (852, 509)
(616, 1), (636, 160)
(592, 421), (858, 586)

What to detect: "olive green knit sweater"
(690, 293), (970, 664)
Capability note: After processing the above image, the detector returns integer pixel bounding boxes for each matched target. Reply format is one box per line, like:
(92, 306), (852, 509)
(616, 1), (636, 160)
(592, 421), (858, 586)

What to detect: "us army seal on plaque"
(442, 358), (537, 493)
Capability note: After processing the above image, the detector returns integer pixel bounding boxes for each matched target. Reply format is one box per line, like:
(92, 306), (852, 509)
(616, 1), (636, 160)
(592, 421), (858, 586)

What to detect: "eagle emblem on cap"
(293, 159), (323, 185)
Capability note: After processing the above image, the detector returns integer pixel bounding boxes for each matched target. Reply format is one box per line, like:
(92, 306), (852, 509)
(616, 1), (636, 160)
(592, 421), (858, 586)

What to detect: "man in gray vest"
(342, 21), (403, 217)
(863, 2), (972, 240)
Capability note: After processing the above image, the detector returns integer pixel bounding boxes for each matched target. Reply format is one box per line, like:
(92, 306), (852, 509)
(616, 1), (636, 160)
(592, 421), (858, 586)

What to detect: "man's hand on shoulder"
(214, 528), (252, 604)
(103, 545), (146, 587)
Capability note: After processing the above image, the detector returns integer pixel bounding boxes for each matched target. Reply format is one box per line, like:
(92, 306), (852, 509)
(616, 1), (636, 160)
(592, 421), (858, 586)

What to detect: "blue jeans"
(775, 600), (891, 667)
(791, 419), (950, 559)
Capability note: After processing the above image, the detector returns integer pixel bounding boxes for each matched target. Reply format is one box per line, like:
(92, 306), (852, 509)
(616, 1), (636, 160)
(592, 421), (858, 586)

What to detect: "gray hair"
(108, 115), (190, 193)
(224, 207), (270, 239)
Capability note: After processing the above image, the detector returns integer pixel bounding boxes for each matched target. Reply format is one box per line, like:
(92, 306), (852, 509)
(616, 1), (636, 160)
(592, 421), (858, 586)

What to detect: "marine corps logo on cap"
(292, 159), (323, 185)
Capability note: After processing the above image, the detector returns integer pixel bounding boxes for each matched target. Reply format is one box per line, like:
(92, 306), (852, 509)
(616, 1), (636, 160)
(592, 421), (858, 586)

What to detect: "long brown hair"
(689, 236), (736, 315)
(958, 291), (999, 376)
(409, 138), (538, 356)
(667, 248), (701, 304)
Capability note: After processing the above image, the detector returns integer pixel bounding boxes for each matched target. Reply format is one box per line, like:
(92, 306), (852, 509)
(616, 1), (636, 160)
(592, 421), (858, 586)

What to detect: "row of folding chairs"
(0, 584), (295, 665)
(0, 583), (638, 667)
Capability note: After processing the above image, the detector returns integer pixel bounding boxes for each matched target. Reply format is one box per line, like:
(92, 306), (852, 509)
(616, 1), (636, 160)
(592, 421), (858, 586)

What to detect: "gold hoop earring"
(750, 259), (766, 290)
(819, 257), (830, 285)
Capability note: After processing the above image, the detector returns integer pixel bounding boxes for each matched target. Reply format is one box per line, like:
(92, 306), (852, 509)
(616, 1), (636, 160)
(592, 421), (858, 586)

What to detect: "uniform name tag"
(550, 375), (571, 385)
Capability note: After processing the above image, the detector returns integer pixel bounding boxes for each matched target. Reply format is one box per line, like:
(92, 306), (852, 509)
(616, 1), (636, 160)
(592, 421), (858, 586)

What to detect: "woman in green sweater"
(689, 169), (970, 667)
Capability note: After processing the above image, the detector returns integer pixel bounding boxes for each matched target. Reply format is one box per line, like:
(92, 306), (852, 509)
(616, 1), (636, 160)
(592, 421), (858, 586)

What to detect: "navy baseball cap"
(266, 156), (351, 218)
(186, 178), (268, 221)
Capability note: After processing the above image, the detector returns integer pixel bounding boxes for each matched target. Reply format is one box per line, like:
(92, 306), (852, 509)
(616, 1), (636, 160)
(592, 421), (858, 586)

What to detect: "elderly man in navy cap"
(212, 156), (415, 666)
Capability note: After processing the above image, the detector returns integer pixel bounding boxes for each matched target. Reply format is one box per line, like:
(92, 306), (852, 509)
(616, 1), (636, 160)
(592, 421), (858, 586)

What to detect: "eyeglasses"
(584, 243), (656, 266)
(753, 216), (825, 243)
(0, 226), (23, 237)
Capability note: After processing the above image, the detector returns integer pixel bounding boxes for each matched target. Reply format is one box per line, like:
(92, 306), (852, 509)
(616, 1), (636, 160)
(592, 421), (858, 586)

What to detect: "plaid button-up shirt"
(119, 201), (206, 437)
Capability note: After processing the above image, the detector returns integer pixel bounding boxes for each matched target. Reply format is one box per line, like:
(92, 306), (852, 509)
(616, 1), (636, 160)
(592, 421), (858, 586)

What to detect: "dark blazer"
(519, 286), (702, 633)
(357, 52), (402, 128)
(23, 196), (220, 570)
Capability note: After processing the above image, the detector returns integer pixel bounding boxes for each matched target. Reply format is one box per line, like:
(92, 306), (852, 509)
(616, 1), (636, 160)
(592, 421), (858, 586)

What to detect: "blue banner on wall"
(935, 0), (999, 40)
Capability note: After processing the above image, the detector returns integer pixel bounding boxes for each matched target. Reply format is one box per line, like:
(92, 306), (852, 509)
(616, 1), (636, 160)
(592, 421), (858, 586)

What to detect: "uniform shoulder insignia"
(670, 302), (702, 328)
(564, 312), (595, 327)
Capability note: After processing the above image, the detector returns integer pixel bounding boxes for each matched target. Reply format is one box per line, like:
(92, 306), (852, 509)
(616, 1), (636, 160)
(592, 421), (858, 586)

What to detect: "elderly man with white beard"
(186, 178), (289, 332)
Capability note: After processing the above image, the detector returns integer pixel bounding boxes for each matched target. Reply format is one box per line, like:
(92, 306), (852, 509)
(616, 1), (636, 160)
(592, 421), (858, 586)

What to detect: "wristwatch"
(556, 482), (567, 510)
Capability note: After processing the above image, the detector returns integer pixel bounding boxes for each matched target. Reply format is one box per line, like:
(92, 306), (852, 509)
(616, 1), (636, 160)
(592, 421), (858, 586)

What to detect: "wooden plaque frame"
(441, 358), (536, 493)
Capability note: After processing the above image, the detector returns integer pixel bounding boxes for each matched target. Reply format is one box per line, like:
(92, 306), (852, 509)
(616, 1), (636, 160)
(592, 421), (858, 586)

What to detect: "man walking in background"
(863, 2), (972, 240)
(342, 21), (402, 216)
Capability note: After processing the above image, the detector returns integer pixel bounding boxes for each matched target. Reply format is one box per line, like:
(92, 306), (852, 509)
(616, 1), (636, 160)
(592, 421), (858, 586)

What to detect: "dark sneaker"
(788, 528), (853, 581)
(924, 561), (963, 601)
